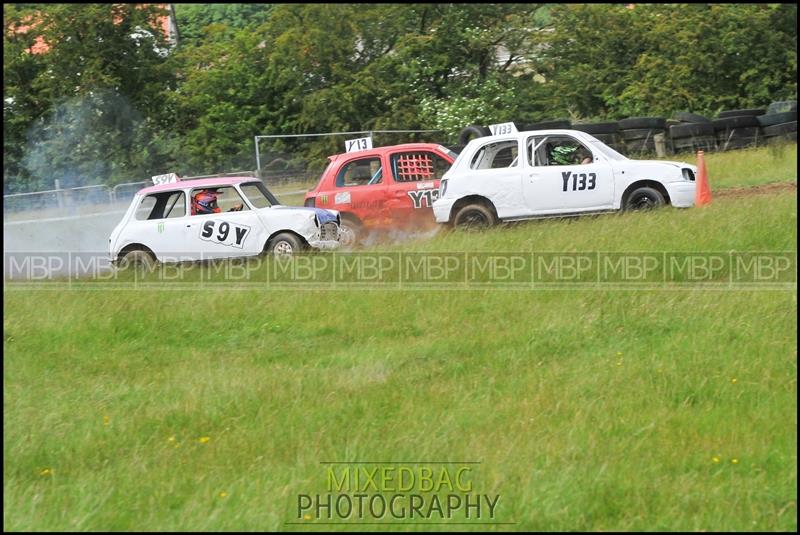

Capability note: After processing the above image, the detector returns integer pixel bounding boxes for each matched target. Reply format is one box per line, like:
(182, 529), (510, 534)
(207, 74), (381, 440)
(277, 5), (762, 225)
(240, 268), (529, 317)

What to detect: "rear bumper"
(666, 181), (696, 208)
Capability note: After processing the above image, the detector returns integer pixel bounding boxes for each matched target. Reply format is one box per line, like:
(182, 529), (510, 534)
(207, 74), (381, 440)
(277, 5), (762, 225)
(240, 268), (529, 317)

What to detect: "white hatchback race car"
(109, 176), (341, 265)
(433, 129), (698, 228)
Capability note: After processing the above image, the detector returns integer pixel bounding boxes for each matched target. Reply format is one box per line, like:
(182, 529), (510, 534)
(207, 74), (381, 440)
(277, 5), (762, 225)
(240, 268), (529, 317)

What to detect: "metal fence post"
(54, 179), (63, 209)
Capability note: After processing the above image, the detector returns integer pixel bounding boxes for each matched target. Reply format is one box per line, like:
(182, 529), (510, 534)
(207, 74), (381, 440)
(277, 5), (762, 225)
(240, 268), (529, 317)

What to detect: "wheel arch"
(264, 229), (309, 252)
(338, 211), (363, 227)
(620, 180), (671, 207)
(117, 243), (156, 263)
(449, 195), (499, 224)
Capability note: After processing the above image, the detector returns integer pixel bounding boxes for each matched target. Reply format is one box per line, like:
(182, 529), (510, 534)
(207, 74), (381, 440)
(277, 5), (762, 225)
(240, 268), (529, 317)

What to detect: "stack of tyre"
(711, 108), (766, 151)
(668, 112), (716, 154)
(617, 117), (668, 155)
(570, 122), (626, 154)
(757, 100), (797, 143)
(522, 119), (572, 131)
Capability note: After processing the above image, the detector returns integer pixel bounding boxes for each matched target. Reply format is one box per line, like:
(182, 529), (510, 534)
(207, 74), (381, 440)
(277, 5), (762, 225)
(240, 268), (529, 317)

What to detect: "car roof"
(137, 176), (258, 195)
(328, 142), (450, 162)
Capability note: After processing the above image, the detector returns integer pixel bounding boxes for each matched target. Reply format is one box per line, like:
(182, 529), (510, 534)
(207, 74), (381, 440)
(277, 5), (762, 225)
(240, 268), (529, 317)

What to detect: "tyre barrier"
(674, 111), (712, 124)
(757, 111), (797, 127)
(522, 119), (572, 130)
(716, 108), (766, 119)
(766, 100), (797, 115)
(456, 100), (796, 157)
(762, 120), (797, 143)
(571, 122), (620, 134)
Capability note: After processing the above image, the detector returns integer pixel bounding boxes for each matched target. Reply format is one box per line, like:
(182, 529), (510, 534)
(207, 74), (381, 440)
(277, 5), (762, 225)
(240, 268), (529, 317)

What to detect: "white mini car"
(433, 129), (697, 228)
(109, 176), (340, 265)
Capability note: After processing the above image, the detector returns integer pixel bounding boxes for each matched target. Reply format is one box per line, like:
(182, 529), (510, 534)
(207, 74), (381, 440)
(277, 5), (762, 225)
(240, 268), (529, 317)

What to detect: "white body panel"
(109, 180), (339, 262)
(433, 129), (697, 223)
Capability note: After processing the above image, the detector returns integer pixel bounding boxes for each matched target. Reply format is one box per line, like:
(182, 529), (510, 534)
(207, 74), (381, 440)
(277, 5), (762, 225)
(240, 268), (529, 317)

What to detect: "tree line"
(3, 3), (796, 193)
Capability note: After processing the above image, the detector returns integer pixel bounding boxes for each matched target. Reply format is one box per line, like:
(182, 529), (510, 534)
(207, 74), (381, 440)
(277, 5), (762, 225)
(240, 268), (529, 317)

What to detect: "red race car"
(303, 143), (457, 246)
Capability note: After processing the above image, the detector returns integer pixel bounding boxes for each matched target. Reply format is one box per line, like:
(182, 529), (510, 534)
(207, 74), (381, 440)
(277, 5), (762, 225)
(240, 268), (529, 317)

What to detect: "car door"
(385, 149), (453, 228)
(462, 137), (528, 219)
(185, 186), (267, 259)
(124, 190), (193, 261)
(322, 155), (389, 227)
(522, 134), (615, 213)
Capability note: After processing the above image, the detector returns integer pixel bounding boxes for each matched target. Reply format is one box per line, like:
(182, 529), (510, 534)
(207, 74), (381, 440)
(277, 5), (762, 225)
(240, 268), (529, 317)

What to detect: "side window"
(534, 136), (593, 166)
(469, 140), (519, 170)
(239, 182), (273, 209)
(190, 186), (248, 215)
(135, 191), (186, 220)
(390, 151), (452, 182)
(336, 157), (383, 187)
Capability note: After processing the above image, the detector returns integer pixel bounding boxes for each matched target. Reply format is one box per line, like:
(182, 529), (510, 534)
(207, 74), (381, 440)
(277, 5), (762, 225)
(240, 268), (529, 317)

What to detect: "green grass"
(660, 141), (797, 188)
(3, 147), (797, 531)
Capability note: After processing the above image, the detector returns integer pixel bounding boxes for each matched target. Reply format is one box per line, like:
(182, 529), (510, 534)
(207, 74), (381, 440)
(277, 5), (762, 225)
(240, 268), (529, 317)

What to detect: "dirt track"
(716, 181), (797, 198)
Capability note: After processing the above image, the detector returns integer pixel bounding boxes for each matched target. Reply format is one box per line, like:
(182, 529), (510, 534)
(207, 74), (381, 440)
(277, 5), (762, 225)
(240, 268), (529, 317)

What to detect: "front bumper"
(665, 181), (696, 208)
(432, 198), (457, 223)
(308, 239), (340, 251)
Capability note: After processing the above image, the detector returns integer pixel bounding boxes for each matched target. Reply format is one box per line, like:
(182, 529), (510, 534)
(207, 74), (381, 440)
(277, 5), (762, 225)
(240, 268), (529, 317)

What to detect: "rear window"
(390, 152), (452, 182)
(470, 140), (519, 170)
(135, 191), (186, 220)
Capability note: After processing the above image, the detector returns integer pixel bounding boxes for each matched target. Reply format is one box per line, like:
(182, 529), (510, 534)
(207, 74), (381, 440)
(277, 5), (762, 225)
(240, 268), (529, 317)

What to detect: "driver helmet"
(550, 145), (577, 165)
(193, 189), (221, 215)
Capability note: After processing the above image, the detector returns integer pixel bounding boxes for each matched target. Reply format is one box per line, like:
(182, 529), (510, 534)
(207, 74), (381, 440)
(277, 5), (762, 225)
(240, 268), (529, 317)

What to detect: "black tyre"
(767, 100), (797, 115)
(712, 115), (760, 130)
(337, 218), (362, 248)
(621, 128), (664, 141)
(624, 186), (666, 211)
(674, 111), (712, 124)
(618, 117), (667, 130)
(762, 121), (798, 137)
(725, 126), (760, 140)
(592, 132), (623, 144)
(267, 232), (304, 257)
(118, 249), (156, 270)
(571, 122), (620, 134)
(453, 203), (497, 230)
(457, 125), (491, 146)
(669, 123), (715, 137)
(717, 108), (765, 119)
(523, 119), (571, 130)
(757, 111), (798, 127)
(671, 135), (716, 153)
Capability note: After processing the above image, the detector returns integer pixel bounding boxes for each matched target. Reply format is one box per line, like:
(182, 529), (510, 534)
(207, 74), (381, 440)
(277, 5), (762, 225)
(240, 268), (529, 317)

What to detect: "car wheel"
(118, 249), (156, 270)
(453, 203), (497, 230)
(268, 232), (303, 257)
(624, 187), (666, 211)
(338, 218), (361, 248)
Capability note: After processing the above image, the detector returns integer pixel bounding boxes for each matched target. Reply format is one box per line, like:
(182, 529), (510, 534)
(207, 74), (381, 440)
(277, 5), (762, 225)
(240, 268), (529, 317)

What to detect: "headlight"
(440, 179), (448, 197)
(682, 168), (695, 181)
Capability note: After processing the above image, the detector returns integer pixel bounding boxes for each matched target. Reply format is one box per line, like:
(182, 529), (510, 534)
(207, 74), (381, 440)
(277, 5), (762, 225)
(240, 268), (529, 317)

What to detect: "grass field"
(3, 146), (797, 531)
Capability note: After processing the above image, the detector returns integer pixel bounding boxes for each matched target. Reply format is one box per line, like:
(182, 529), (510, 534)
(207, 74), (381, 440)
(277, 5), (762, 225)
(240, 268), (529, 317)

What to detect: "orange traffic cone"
(695, 150), (712, 206)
